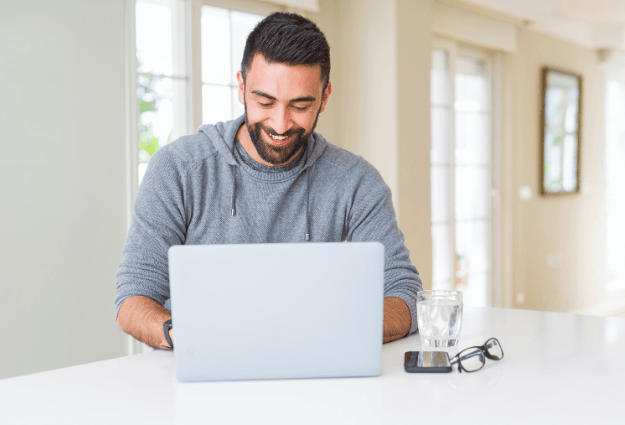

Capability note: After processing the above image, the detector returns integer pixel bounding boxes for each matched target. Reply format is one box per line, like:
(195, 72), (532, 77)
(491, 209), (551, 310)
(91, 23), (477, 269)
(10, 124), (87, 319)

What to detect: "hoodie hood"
(197, 115), (327, 241)
(198, 115), (328, 172)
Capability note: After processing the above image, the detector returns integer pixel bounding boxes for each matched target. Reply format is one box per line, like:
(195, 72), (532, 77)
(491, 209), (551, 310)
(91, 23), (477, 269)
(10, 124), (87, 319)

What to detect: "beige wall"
(396, 0), (434, 289)
(337, 0), (433, 288)
(299, 0), (341, 147)
(332, 0), (611, 312)
(508, 28), (607, 312)
(337, 0), (398, 181)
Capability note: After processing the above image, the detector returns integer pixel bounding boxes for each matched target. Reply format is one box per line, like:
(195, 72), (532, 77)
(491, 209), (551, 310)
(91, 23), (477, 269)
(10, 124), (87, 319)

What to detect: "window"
(201, 6), (263, 124)
(127, 0), (271, 354)
(605, 76), (625, 292)
(131, 0), (267, 187)
(135, 0), (189, 184)
(430, 39), (497, 307)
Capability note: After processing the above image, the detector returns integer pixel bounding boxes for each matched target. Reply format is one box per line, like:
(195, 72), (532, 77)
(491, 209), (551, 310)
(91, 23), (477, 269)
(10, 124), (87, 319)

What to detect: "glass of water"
(416, 290), (463, 347)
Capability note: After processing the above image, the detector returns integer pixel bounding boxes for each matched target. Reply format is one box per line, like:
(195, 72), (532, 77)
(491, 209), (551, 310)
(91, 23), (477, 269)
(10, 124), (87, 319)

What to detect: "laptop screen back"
(168, 242), (384, 382)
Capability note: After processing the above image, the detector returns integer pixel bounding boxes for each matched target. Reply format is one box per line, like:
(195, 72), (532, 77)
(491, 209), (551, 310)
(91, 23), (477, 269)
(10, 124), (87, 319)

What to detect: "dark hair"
(241, 12), (331, 89)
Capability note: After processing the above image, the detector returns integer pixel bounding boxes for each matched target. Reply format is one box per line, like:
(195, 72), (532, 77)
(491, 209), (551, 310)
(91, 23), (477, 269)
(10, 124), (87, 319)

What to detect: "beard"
(244, 102), (321, 166)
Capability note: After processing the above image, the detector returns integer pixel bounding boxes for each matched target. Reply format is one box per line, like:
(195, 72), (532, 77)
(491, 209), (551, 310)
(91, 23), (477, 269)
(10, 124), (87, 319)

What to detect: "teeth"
(269, 133), (287, 140)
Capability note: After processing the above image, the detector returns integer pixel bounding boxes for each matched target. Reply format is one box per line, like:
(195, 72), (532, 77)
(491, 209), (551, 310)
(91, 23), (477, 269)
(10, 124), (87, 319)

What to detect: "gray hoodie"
(115, 115), (423, 335)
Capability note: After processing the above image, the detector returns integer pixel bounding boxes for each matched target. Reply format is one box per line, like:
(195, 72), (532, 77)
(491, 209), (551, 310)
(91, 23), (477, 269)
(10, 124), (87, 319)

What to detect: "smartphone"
(404, 351), (452, 373)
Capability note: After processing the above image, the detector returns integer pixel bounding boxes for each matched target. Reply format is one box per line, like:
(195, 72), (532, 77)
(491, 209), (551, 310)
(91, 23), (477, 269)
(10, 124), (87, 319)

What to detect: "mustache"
(256, 123), (305, 138)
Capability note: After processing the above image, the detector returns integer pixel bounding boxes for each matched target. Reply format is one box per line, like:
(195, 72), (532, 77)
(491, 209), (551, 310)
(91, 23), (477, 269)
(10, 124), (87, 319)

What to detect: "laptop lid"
(168, 242), (384, 382)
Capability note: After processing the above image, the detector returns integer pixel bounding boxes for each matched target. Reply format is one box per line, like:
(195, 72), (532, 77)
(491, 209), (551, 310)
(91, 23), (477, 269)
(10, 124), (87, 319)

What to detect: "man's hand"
(383, 297), (411, 343)
(117, 296), (173, 349)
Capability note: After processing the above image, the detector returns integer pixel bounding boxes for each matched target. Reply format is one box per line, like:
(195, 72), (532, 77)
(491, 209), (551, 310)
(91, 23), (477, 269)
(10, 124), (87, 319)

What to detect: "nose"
(269, 105), (292, 135)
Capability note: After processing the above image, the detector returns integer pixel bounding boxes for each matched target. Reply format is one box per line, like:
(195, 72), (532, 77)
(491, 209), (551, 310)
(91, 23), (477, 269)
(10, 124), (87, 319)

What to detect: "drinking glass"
(416, 290), (463, 347)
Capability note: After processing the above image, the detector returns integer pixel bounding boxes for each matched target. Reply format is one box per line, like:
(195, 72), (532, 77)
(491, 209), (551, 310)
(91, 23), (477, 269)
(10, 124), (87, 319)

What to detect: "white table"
(1, 307), (624, 424)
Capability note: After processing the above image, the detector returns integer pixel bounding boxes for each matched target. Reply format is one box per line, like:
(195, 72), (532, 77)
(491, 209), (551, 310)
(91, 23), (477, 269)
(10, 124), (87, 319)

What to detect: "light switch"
(547, 253), (561, 269)
(519, 186), (532, 200)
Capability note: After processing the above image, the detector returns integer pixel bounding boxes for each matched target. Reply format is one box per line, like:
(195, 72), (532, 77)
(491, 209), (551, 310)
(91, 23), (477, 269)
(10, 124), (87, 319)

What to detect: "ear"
(237, 70), (245, 105)
(319, 82), (332, 113)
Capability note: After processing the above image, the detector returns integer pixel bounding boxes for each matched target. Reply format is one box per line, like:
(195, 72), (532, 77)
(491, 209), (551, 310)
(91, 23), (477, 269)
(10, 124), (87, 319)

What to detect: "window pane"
(543, 73), (580, 193)
(138, 76), (182, 159)
(455, 112), (489, 165)
(138, 163), (148, 186)
(455, 220), (489, 276)
(455, 56), (488, 112)
(431, 106), (450, 164)
(137, 75), (187, 185)
(203, 84), (232, 125)
(562, 134), (578, 191)
(455, 167), (489, 220)
(431, 49), (450, 105)
(230, 10), (264, 85)
(432, 224), (452, 283)
(431, 166), (450, 222)
(431, 47), (492, 305)
(136, 1), (173, 76)
(606, 79), (625, 291)
(201, 6), (231, 85)
(232, 87), (244, 119)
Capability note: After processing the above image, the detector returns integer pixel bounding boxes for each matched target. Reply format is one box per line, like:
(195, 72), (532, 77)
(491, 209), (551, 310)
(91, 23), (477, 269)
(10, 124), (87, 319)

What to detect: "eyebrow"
(251, 90), (316, 103)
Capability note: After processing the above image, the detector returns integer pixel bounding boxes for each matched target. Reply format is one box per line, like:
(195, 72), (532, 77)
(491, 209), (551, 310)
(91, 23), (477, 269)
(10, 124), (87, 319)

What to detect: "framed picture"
(540, 67), (582, 196)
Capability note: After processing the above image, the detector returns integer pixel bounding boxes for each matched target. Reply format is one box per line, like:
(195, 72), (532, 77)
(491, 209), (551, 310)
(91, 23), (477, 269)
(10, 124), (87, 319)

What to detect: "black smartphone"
(404, 351), (452, 373)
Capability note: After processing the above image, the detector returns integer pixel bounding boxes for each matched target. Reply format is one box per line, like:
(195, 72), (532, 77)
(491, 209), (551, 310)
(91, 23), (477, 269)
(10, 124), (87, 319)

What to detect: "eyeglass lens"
(457, 347), (485, 372)
(485, 338), (503, 360)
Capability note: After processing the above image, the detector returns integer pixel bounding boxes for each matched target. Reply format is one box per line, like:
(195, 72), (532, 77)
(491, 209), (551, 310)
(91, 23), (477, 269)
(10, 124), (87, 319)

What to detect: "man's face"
(237, 54), (331, 166)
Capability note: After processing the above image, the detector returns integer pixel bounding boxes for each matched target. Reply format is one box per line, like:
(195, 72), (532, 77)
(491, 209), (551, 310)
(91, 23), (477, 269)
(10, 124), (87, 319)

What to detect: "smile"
(264, 129), (292, 145)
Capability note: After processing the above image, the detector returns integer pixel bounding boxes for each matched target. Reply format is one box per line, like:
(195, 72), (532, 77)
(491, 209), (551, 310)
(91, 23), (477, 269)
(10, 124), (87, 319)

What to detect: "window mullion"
(125, 0), (142, 356)
(138, 72), (189, 80)
(449, 42), (457, 294)
(189, 0), (203, 133)
(229, 9), (236, 119)
(126, 0), (139, 224)
(491, 52), (501, 307)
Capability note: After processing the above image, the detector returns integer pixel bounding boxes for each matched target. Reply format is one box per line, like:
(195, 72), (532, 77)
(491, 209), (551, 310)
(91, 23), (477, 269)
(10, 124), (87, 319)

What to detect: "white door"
(430, 39), (500, 307)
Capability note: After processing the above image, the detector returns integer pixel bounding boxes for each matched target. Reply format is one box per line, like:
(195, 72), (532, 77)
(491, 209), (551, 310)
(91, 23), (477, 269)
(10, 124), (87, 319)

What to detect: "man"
(115, 12), (422, 350)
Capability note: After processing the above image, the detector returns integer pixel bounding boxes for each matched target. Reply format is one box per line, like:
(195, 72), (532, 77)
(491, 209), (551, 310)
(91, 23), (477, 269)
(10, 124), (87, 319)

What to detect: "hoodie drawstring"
(231, 138), (238, 216)
(231, 165), (237, 216)
(305, 167), (311, 241)
(230, 140), (312, 241)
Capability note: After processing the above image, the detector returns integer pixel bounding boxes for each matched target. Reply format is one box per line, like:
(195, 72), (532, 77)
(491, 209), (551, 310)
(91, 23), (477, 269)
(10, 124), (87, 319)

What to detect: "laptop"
(168, 242), (384, 382)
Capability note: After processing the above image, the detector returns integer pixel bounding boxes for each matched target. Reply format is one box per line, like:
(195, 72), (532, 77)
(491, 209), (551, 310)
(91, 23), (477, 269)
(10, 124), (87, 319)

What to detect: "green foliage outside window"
(137, 59), (172, 159)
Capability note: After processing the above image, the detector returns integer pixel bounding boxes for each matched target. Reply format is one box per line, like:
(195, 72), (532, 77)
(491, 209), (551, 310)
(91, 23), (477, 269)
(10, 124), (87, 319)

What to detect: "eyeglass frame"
(449, 337), (504, 373)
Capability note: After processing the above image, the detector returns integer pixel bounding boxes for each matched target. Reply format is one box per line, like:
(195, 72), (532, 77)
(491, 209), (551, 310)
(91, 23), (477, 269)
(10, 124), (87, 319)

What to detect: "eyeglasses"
(449, 338), (504, 373)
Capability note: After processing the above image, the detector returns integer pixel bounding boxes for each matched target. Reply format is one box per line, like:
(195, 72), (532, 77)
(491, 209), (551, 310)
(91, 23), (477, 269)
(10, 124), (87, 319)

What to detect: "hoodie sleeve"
(115, 146), (190, 319)
(344, 160), (423, 335)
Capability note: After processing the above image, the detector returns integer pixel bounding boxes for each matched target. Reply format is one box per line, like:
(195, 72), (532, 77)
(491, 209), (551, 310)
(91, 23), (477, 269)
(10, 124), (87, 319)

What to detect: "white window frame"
(125, 0), (194, 224)
(195, 0), (279, 127)
(123, 0), (281, 356)
(431, 37), (502, 307)
(191, 0), (282, 131)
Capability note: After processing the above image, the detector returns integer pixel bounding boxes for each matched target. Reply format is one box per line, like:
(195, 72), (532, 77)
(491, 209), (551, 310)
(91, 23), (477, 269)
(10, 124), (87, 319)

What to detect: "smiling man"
(115, 12), (423, 350)
(238, 58), (325, 166)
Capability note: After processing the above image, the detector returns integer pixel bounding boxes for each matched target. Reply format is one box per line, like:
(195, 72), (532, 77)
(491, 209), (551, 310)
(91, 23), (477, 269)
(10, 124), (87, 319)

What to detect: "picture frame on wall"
(540, 67), (582, 196)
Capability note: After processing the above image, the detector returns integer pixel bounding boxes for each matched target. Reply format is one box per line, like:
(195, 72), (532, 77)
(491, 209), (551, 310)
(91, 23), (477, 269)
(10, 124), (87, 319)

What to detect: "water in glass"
(416, 290), (463, 347)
